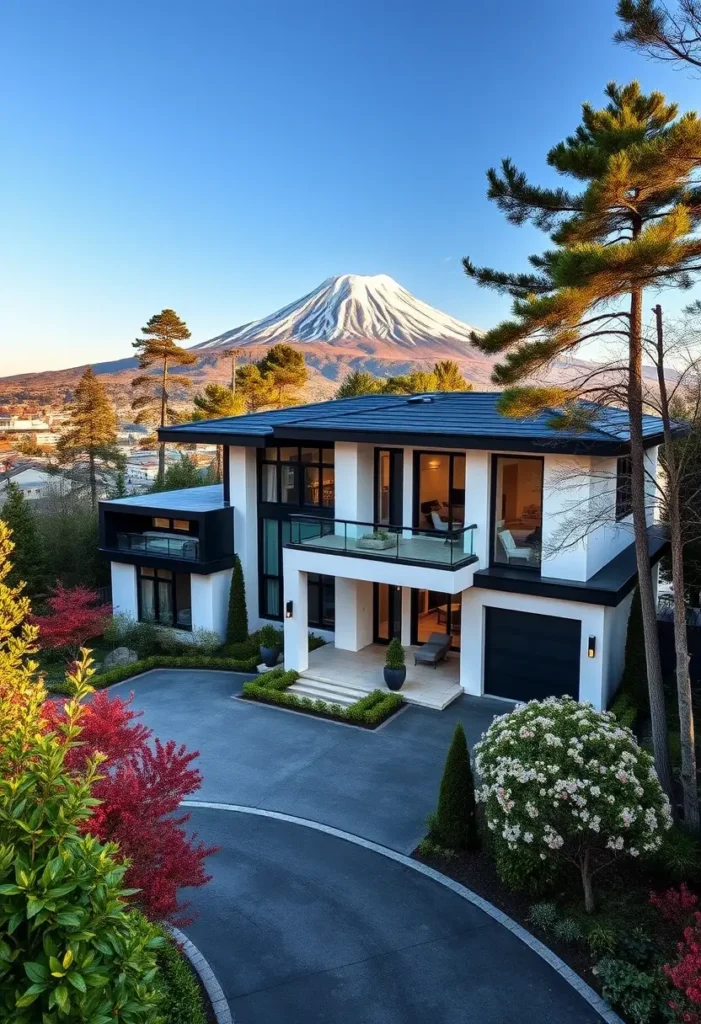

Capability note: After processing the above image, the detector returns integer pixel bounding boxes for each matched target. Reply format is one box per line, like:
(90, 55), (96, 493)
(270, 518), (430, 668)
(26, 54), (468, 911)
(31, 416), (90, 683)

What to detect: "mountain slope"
(194, 273), (482, 352)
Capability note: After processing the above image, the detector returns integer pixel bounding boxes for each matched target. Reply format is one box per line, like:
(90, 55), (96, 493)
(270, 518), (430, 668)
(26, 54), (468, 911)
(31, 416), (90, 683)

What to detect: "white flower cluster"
(474, 696), (672, 860)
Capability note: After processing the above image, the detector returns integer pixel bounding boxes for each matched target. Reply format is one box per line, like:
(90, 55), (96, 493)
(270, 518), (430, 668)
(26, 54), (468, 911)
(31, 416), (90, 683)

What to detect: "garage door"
(484, 607), (581, 702)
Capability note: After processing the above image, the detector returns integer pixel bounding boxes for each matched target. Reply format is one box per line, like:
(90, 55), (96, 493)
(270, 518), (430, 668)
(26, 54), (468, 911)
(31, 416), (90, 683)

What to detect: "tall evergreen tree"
(235, 363), (276, 412)
(132, 309), (197, 484)
(226, 555), (248, 644)
(336, 370), (383, 398)
(432, 722), (479, 851)
(0, 481), (44, 596)
(56, 367), (123, 508)
(616, 1), (701, 70)
(192, 382), (245, 480)
(256, 343), (308, 407)
(434, 359), (473, 392)
(464, 81), (701, 798)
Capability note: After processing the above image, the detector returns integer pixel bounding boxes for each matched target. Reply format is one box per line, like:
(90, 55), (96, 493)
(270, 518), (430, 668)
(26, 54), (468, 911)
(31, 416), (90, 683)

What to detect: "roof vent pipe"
(407, 395), (434, 404)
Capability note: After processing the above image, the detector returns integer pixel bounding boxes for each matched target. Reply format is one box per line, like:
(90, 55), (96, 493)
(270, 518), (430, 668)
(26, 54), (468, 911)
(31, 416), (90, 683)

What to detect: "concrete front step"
(289, 676), (371, 708)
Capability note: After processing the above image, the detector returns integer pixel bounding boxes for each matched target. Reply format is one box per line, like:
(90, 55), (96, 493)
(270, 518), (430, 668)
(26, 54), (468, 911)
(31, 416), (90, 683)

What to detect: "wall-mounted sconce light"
(285, 600), (293, 619)
(587, 636), (596, 658)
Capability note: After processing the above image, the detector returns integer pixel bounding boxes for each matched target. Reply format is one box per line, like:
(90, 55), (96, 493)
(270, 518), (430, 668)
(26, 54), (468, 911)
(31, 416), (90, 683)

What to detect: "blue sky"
(1, 0), (700, 375)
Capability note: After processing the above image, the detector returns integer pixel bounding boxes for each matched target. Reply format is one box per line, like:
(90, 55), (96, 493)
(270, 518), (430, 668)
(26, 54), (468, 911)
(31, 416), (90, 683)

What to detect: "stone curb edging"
(183, 800), (623, 1024)
(166, 923), (233, 1024)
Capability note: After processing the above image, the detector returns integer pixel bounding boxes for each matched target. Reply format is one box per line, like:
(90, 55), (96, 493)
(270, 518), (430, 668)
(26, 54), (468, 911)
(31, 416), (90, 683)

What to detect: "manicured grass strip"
(44, 653), (260, 694)
(155, 928), (209, 1024)
(241, 668), (404, 727)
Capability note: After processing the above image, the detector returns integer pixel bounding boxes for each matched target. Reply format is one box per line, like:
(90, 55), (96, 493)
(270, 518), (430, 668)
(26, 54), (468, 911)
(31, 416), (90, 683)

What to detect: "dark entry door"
(484, 607), (580, 701)
(374, 583), (402, 643)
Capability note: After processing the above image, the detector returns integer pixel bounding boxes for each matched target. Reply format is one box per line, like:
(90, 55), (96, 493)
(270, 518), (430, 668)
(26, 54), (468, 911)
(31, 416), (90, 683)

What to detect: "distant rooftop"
(158, 392), (676, 455)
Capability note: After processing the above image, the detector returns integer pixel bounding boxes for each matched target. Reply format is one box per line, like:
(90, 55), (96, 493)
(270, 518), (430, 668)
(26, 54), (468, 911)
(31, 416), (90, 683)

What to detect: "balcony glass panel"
(116, 532), (200, 560)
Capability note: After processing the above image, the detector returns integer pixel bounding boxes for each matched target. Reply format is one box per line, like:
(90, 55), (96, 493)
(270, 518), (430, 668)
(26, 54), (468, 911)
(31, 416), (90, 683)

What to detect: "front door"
(374, 583), (402, 643)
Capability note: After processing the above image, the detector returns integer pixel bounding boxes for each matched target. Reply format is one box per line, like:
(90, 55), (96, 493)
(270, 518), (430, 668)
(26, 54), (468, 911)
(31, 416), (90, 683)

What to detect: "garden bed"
(156, 929), (214, 1024)
(44, 653), (260, 695)
(240, 669), (405, 728)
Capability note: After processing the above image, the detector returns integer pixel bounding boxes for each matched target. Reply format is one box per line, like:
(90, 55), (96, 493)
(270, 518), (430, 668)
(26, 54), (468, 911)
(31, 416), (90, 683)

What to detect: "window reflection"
(492, 457), (543, 569)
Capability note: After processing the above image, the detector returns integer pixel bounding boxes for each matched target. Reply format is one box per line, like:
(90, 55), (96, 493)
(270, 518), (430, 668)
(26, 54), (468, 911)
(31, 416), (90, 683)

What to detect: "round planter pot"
(383, 665), (406, 691)
(260, 645), (281, 668)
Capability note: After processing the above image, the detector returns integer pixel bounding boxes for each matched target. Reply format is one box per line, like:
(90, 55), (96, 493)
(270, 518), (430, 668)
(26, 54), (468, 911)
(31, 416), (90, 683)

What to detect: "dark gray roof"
(158, 392), (675, 455)
(100, 484), (225, 512)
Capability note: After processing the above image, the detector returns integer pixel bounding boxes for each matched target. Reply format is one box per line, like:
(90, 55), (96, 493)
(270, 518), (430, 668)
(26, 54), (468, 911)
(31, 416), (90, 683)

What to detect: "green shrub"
(594, 958), (670, 1024)
(155, 930), (207, 1024)
(226, 556), (248, 644)
(385, 637), (405, 669)
(586, 922), (617, 957)
(619, 588), (649, 711)
(653, 824), (701, 883)
(492, 842), (561, 896)
(308, 632), (327, 651)
(241, 677), (402, 727)
(609, 690), (638, 730)
(46, 654), (260, 695)
(258, 623), (283, 649)
(430, 722), (479, 851)
(527, 901), (559, 932)
(553, 917), (584, 944)
(220, 636), (259, 660)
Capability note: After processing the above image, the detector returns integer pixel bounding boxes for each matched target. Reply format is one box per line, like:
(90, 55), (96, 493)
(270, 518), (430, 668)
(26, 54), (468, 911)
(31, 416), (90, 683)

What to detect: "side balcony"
(98, 484), (236, 574)
(287, 514), (478, 572)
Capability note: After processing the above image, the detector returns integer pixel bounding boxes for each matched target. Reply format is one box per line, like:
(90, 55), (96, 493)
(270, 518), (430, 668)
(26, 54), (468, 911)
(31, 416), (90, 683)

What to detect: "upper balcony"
(287, 514), (478, 570)
(99, 484), (235, 574)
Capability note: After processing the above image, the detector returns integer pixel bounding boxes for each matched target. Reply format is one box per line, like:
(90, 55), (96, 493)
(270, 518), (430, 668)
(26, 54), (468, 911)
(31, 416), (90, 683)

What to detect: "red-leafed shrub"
(32, 583), (111, 656)
(665, 912), (701, 1019)
(44, 689), (217, 924)
(651, 884), (699, 924)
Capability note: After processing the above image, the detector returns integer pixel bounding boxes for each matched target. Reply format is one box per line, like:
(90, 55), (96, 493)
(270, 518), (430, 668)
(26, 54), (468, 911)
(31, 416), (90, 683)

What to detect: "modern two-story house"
(98, 392), (670, 711)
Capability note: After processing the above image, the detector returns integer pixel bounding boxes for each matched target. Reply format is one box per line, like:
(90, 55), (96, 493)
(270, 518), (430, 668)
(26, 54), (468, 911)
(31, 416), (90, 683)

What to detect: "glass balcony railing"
(116, 532), (200, 560)
(287, 516), (477, 568)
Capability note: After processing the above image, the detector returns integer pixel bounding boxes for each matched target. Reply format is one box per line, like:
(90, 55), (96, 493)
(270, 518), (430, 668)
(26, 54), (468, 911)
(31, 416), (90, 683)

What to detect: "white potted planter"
(356, 531), (397, 551)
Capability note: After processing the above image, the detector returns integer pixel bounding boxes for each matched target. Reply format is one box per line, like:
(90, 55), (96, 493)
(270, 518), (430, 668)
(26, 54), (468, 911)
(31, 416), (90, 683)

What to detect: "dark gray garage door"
(484, 607), (581, 702)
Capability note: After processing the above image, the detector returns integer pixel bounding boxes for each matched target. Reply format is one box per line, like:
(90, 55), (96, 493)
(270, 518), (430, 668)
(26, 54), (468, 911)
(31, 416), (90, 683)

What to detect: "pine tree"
(432, 722), (479, 851)
(336, 370), (383, 398)
(616, 1), (701, 70)
(151, 453), (216, 493)
(0, 482), (44, 596)
(256, 343), (308, 407)
(226, 555), (248, 644)
(434, 359), (472, 392)
(56, 367), (123, 508)
(132, 309), (197, 484)
(192, 382), (245, 480)
(235, 363), (276, 412)
(464, 81), (701, 799)
(620, 587), (649, 708)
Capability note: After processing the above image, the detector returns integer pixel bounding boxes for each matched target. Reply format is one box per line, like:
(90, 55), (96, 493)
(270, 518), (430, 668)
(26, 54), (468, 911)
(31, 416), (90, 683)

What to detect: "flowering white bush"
(475, 696), (673, 911)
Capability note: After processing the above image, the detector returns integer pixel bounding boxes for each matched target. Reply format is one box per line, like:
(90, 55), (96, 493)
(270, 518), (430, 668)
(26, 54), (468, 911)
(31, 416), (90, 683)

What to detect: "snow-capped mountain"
(193, 274), (482, 352)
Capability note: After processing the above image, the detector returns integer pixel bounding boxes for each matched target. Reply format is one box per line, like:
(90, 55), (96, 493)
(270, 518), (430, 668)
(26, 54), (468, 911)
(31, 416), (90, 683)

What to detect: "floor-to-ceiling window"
(491, 455), (543, 569)
(414, 452), (466, 532)
(373, 583), (402, 643)
(411, 589), (460, 650)
(138, 567), (192, 629)
(260, 517), (335, 628)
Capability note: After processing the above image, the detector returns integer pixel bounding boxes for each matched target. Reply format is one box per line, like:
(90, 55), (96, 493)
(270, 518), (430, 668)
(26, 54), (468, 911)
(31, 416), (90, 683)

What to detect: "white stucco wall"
(228, 445), (261, 630)
(334, 442), (374, 530)
(110, 562), (138, 619)
(190, 569), (233, 640)
(334, 577), (374, 652)
(282, 567), (309, 672)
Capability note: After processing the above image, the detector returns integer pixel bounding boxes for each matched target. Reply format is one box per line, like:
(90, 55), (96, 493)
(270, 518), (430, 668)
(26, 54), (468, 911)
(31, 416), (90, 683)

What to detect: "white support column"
(460, 590), (483, 696)
(228, 446), (260, 630)
(283, 567), (308, 672)
(464, 451), (489, 566)
(334, 578), (373, 651)
(401, 587), (412, 646)
(111, 563), (138, 620)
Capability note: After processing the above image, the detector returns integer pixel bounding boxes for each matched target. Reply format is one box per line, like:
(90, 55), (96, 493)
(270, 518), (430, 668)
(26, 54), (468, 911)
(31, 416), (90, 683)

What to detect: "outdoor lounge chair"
(414, 632), (451, 668)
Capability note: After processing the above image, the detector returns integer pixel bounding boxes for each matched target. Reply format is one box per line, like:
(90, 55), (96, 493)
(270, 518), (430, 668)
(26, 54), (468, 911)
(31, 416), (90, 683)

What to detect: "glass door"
(373, 583), (402, 643)
(411, 589), (460, 650)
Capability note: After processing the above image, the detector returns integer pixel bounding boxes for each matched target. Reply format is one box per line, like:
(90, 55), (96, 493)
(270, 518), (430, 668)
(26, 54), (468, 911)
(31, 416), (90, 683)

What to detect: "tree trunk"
(654, 305), (698, 829)
(581, 847), (595, 913)
(88, 450), (97, 510)
(158, 356), (169, 485)
(629, 285), (673, 799)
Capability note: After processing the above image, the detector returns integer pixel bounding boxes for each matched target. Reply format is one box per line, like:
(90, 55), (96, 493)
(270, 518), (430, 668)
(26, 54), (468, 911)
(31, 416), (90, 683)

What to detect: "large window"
(260, 518), (335, 627)
(138, 567), (192, 629)
(412, 589), (460, 650)
(492, 456), (543, 570)
(415, 452), (466, 532)
(615, 456), (633, 521)
(259, 446), (335, 508)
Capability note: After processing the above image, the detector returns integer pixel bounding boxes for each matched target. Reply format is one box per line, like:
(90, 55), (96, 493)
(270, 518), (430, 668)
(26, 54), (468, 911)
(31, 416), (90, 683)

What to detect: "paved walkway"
(115, 670), (614, 1023)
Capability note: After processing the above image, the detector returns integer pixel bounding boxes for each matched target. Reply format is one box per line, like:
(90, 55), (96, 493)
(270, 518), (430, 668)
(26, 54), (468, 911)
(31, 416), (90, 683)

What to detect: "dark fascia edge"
(282, 542), (479, 573)
(99, 498), (233, 518)
(473, 535), (669, 608)
(158, 425), (671, 456)
(99, 549), (237, 575)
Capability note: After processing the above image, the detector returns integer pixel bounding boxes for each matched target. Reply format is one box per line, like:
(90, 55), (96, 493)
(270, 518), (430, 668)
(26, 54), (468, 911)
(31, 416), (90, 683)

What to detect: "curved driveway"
(114, 670), (614, 1023)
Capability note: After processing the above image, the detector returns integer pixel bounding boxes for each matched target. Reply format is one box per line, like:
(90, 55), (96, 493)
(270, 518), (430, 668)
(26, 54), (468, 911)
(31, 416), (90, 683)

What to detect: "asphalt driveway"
(111, 668), (504, 853)
(184, 807), (604, 1024)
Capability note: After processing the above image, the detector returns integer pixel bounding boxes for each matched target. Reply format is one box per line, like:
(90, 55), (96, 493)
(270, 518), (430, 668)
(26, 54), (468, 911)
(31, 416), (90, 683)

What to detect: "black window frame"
(258, 445), (335, 509)
(412, 450), (467, 530)
(258, 517), (335, 627)
(489, 453), (544, 573)
(615, 455), (633, 521)
(137, 566), (192, 631)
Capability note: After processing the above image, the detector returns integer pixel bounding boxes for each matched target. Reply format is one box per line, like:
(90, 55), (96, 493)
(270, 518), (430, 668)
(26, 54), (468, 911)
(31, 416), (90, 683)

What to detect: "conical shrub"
(226, 555), (248, 644)
(433, 722), (479, 851)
